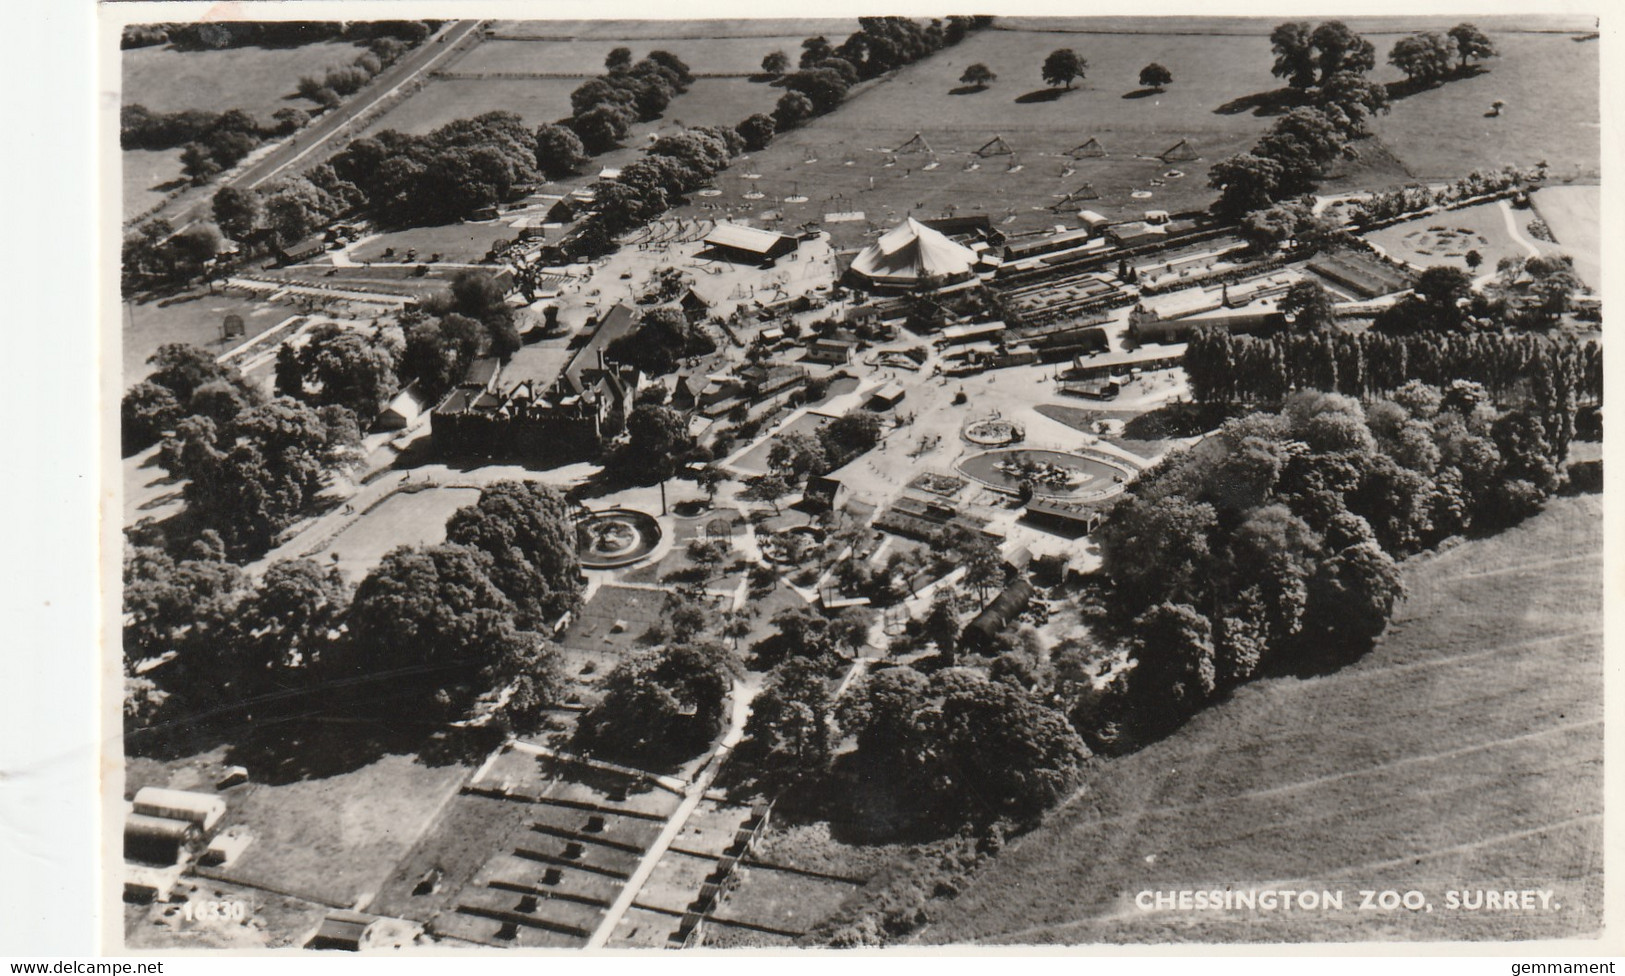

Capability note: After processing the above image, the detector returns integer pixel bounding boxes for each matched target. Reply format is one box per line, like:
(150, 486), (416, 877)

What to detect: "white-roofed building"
(702, 222), (799, 263)
(848, 218), (981, 290)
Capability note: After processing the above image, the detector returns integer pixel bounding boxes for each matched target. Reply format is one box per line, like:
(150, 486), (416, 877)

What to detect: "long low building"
(702, 222), (799, 264)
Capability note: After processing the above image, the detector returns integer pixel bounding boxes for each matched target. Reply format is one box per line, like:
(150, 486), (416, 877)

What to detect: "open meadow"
(922, 493), (1603, 944)
(1530, 184), (1601, 290)
(1363, 199), (1565, 275)
(119, 39), (372, 217)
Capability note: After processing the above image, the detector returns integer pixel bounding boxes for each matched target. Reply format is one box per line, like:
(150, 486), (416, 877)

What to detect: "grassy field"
(121, 289), (298, 383)
(314, 486), (481, 580)
(1359, 33), (1600, 185)
(119, 39), (372, 216)
(922, 494), (1603, 944)
(126, 747), (471, 910)
(1530, 185), (1601, 290)
(457, 36), (820, 76)
(123, 147), (186, 221)
(487, 19), (860, 40)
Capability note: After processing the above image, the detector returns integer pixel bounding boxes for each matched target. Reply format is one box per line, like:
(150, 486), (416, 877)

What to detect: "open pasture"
(1360, 32), (1599, 184)
(122, 147), (186, 221)
(926, 494), (1603, 944)
(672, 28), (1284, 243)
(487, 19), (860, 41)
(121, 39), (370, 118)
(1530, 184), (1601, 290)
(455, 36), (820, 77)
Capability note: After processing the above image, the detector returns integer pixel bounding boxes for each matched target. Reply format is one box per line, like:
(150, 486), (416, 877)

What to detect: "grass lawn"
(122, 289), (297, 384)
(730, 411), (838, 475)
(558, 584), (683, 656)
(923, 494), (1603, 944)
(1363, 200), (1561, 275)
(488, 18), (860, 41)
(715, 865), (862, 934)
(1530, 184), (1601, 290)
(121, 40), (369, 119)
(314, 486), (482, 581)
(348, 220), (514, 265)
(127, 748), (471, 910)
(122, 147), (186, 221)
(369, 78), (581, 135)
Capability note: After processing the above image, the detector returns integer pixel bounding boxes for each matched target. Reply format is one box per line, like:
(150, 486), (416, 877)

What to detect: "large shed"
(132, 787), (226, 832)
(959, 579), (1035, 653)
(703, 223), (799, 263)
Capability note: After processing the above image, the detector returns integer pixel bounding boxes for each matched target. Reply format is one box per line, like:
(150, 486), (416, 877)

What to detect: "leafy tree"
(1316, 70), (1390, 136)
(1309, 21), (1376, 83)
(281, 323), (400, 420)
(685, 538), (727, 580)
(800, 35), (834, 69)
(830, 607), (873, 658)
(1447, 23), (1496, 69)
(1138, 62), (1173, 90)
(606, 306), (715, 377)
(1124, 602), (1216, 728)
(1041, 48), (1086, 89)
(122, 381), (186, 453)
(1269, 21), (1318, 89)
(761, 50), (790, 76)
(576, 642), (738, 764)
(819, 410), (884, 466)
(574, 103), (635, 154)
(750, 471), (792, 514)
(773, 91), (816, 130)
(221, 557), (351, 700)
(783, 68), (850, 115)
(211, 186), (262, 243)
(1304, 540), (1404, 646)
(959, 63), (996, 89)
(736, 113), (776, 151)
(171, 397), (364, 554)
(444, 481), (583, 630)
(1389, 32), (1456, 85)
(610, 404), (693, 486)
(123, 539), (245, 671)
(533, 123), (588, 178)
(1208, 152), (1286, 217)
(146, 344), (232, 402)
(605, 46), (633, 72)
(734, 659), (834, 788)
(934, 670), (1090, 820)
(645, 51), (694, 92)
(1281, 279), (1336, 332)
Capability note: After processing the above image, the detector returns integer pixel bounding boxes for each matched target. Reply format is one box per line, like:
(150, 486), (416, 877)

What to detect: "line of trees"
(124, 479), (582, 750)
(121, 20), (434, 51)
(1184, 328), (1599, 421)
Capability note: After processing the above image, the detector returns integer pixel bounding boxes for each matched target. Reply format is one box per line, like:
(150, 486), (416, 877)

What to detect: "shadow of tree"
(1121, 88), (1161, 100)
(1212, 86), (1312, 117)
(949, 84), (989, 96)
(1015, 87), (1069, 104)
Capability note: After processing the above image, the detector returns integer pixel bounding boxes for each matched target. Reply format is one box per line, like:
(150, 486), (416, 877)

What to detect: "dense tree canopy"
(576, 642), (740, 765)
(1138, 62), (1172, 90)
(443, 480), (583, 631)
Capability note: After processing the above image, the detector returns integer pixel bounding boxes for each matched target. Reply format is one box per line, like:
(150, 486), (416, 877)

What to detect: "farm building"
(804, 338), (857, 365)
(132, 786), (226, 831)
(124, 812), (204, 866)
(848, 218), (981, 290)
(703, 223), (799, 264)
(276, 235), (327, 265)
(959, 579), (1035, 655)
(867, 382), (906, 410)
(1022, 497), (1107, 537)
(377, 381), (431, 431)
(1129, 296), (1285, 344)
(939, 321), (1006, 345)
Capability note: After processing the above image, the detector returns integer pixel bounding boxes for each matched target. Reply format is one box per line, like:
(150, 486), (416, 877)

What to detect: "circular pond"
(577, 508), (663, 568)
(958, 448), (1135, 499)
